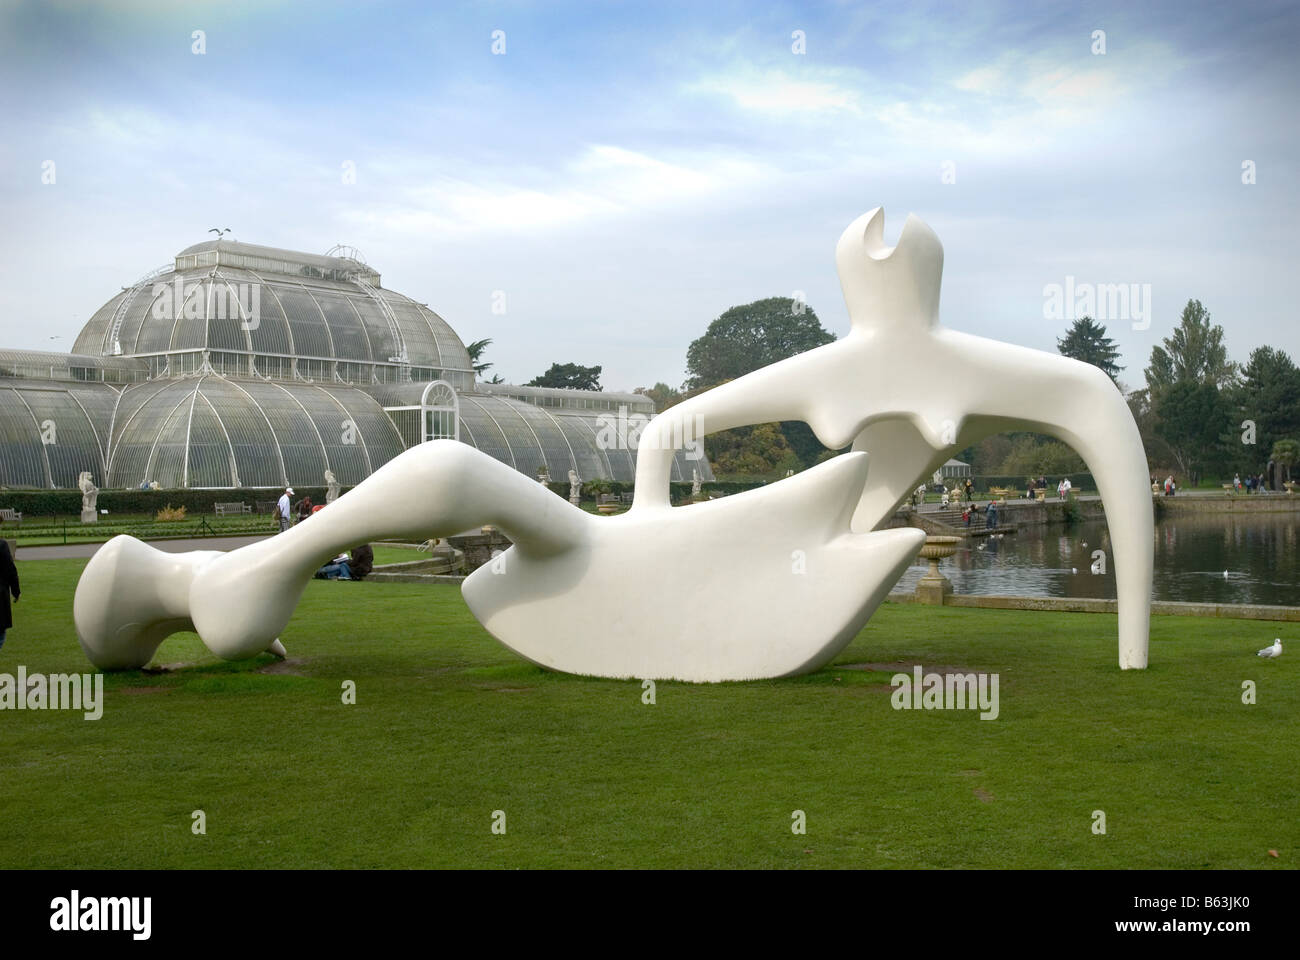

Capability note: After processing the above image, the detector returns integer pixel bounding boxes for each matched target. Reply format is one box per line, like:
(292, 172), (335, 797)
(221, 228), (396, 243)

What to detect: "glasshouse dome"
(0, 239), (712, 490)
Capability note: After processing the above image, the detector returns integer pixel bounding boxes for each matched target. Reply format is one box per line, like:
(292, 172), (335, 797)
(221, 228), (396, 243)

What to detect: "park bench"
(214, 502), (252, 517)
(255, 500), (280, 514)
(0, 508), (22, 526)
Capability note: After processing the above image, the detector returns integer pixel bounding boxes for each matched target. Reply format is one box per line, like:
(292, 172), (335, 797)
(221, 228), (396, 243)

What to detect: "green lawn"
(0, 557), (1294, 869)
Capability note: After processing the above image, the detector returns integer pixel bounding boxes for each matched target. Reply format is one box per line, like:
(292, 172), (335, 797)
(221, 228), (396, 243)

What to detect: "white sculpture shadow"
(634, 208), (1154, 669)
(73, 208), (1153, 679)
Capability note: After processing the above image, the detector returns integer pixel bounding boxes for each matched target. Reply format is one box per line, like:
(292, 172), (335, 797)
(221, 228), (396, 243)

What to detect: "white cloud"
(687, 67), (864, 117)
(344, 143), (773, 238)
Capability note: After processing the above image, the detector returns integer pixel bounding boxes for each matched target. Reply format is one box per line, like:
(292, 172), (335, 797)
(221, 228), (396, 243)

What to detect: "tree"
(684, 297), (836, 391)
(1153, 380), (1232, 485)
(527, 362), (602, 391)
(1056, 316), (1122, 383)
(1145, 299), (1237, 393)
(1271, 438), (1299, 485)
(684, 297), (838, 473)
(634, 382), (682, 412)
(1235, 346), (1300, 458)
(706, 422), (801, 478)
(466, 338), (495, 378)
(998, 435), (1085, 476)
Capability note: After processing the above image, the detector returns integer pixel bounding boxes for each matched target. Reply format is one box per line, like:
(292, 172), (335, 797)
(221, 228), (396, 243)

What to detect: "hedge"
(0, 486), (354, 518)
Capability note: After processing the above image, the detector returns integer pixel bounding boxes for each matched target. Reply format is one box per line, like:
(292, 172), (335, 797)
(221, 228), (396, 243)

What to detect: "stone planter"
(915, 535), (960, 605)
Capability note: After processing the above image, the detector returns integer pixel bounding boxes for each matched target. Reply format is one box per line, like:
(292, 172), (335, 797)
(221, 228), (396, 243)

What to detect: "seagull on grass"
(1258, 639), (1282, 659)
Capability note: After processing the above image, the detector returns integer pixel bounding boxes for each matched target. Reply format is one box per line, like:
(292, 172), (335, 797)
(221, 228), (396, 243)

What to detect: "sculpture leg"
(74, 441), (592, 669)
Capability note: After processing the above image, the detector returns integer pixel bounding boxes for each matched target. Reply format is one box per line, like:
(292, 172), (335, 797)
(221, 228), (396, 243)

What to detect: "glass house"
(0, 240), (711, 490)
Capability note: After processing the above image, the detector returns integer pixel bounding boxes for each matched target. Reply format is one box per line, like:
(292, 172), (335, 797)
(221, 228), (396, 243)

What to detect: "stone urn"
(915, 535), (960, 605)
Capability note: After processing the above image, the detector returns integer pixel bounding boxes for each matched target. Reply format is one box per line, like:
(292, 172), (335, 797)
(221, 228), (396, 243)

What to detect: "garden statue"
(568, 469), (582, 506)
(324, 469), (340, 504)
(73, 207), (1154, 679)
(78, 472), (98, 524)
(691, 468), (702, 498)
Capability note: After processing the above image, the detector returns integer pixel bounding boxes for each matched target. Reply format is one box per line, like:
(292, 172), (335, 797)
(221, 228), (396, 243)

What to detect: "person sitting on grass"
(315, 543), (374, 581)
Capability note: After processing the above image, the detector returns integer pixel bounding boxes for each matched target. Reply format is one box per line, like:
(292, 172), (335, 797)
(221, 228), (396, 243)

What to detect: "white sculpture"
(78, 472), (98, 524)
(324, 469), (340, 504)
(691, 468), (702, 498)
(72, 208), (1153, 678)
(634, 208), (1153, 669)
(567, 469), (582, 505)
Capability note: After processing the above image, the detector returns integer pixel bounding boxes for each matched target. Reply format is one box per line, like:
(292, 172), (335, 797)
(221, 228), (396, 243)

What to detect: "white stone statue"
(72, 207), (1153, 678)
(78, 472), (98, 524)
(568, 469), (582, 505)
(634, 207), (1153, 670)
(691, 469), (702, 498)
(324, 469), (340, 504)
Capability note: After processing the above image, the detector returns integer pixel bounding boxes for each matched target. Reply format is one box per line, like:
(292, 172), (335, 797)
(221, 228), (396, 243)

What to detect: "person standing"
(0, 526), (19, 652)
(277, 487), (294, 532)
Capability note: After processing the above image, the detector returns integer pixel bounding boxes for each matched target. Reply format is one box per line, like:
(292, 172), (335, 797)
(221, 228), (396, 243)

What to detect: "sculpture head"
(835, 207), (944, 337)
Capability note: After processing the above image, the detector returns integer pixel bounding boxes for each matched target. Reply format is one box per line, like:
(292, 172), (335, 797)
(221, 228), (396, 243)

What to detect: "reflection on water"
(894, 514), (1299, 606)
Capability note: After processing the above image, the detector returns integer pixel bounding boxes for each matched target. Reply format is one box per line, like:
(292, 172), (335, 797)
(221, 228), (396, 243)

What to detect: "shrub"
(155, 504), (188, 522)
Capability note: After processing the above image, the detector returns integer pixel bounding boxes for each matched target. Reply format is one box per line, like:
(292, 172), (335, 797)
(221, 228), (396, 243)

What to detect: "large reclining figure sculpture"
(73, 208), (1153, 680)
(634, 208), (1154, 669)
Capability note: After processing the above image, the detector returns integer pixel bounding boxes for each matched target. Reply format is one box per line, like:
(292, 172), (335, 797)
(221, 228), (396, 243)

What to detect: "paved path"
(18, 535), (272, 560)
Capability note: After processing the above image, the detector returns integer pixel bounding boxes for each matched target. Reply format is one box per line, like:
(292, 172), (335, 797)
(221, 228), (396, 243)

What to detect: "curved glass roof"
(0, 379), (117, 488)
(106, 376), (405, 489)
(71, 244), (474, 376)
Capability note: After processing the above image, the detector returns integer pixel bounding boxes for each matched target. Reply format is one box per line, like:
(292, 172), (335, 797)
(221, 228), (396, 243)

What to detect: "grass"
(0, 556), (1295, 869)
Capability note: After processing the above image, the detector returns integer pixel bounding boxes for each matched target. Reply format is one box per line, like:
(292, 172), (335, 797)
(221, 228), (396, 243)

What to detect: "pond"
(893, 513), (1299, 607)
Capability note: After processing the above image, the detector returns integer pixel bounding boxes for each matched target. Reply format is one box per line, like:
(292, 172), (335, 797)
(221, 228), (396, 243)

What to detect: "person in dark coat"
(0, 529), (19, 651)
(314, 542), (374, 581)
(349, 543), (374, 581)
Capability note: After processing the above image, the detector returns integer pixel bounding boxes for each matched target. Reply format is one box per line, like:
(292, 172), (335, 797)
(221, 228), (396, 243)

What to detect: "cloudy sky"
(1, 0), (1296, 392)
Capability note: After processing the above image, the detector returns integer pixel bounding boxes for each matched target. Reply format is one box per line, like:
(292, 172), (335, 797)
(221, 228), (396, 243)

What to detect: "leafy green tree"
(1234, 347), (1300, 459)
(1271, 438), (1300, 485)
(1145, 299), (1237, 392)
(684, 297), (836, 390)
(527, 362), (602, 391)
(634, 382), (682, 412)
(1056, 316), (1122, 383)
(998, 435), (1085, 476)
(684, 297), (838, 472)
(1153, 380), (1232, 485)
(706, 422), (801, 478)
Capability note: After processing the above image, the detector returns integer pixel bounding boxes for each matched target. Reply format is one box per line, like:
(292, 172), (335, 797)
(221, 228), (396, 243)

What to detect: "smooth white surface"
(74, 441), (923, 679)
(635, 208), (1154, 669)
(74, 208), (1153, 677)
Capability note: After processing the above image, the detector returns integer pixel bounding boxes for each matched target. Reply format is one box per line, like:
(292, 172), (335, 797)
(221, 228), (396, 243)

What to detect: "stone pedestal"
(915, 535), (959, 605)
(81, 508), (98, 524)
(447, 530), (514, 573)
